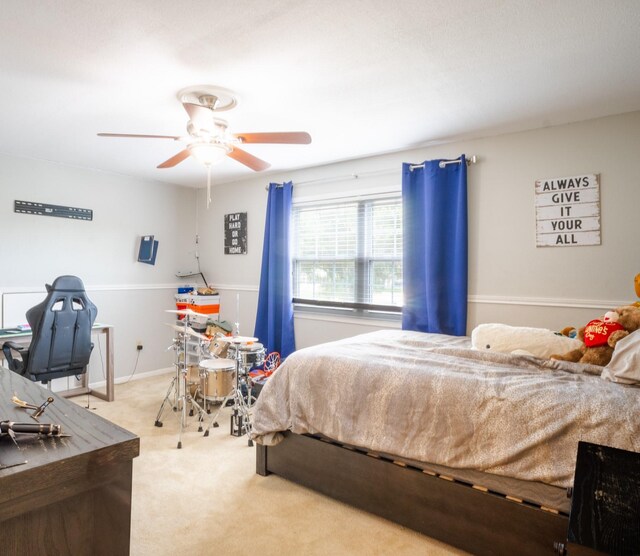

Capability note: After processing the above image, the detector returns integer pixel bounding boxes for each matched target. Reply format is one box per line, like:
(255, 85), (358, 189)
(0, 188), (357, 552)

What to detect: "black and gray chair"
(1, 276), (97, 384)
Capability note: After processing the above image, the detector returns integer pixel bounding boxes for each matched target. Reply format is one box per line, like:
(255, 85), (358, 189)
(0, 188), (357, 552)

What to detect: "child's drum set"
(154, 308), (266, 448)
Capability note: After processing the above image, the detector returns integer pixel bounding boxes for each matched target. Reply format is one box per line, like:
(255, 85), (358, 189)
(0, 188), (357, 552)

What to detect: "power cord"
(123, 348), (142, 384)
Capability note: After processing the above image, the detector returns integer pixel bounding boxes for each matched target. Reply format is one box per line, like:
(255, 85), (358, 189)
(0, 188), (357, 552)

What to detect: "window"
(292, 196), (403, 312)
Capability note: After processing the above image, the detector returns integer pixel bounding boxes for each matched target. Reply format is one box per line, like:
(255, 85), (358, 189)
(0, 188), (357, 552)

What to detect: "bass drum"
(186, 365), (201, 384)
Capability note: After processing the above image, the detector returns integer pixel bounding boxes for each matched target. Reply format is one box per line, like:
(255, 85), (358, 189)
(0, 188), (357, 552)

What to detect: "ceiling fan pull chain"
(206, 164), (212, 208)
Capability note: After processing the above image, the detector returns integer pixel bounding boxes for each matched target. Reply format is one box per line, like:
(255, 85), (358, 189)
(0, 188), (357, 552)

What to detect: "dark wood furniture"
(0, 366), (139, 555)
(257, 431), (569, 556)
(563, 441), (640, 555)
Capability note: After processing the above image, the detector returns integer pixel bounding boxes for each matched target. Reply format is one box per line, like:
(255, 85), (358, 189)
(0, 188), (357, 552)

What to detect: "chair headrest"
(49, 275), (87, 293)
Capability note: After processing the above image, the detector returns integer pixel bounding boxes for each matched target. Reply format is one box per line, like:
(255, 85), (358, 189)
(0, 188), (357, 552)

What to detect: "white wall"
(196, 111), (640, 349)
(0, 153), (197, 383)
(5, 111), (635, 375)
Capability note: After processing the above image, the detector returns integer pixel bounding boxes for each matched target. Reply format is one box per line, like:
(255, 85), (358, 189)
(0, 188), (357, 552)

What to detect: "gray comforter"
(251, 330), (640, 487)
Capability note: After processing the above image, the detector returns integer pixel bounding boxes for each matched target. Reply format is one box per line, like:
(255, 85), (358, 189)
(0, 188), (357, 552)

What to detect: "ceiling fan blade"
(157, 149), (191, 169)
(98, 133), (180, 140)
(234, 132), (312, 144)
(182, 102), (214, 130)
(227, 147), (271, 172)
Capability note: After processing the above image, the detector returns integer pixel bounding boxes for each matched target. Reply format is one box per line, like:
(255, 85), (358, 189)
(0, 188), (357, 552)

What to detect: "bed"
(251, 330), (640, 555)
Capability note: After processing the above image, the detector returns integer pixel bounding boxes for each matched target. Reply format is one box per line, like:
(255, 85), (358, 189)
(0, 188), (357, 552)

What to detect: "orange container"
(188, 294), (220, 318)
(188, 303), (220, 315)
(175, 293), (191, 319)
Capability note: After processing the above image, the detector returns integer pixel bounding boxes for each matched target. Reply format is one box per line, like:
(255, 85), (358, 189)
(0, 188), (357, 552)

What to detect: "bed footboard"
(256, 432), (568, 556)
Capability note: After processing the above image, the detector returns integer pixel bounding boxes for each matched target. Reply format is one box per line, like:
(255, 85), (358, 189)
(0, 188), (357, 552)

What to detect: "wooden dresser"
(0, 367), (139, 555)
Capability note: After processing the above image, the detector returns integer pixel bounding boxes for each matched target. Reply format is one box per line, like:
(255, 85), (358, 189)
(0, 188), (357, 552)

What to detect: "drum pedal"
(230, 412), (246, 437)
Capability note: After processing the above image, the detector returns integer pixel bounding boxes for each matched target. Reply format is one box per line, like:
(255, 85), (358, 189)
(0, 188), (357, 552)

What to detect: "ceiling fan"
(98, 85), (311, 191)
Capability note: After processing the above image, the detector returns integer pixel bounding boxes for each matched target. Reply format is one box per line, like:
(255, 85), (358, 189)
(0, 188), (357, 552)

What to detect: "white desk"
(0, 323), (115, 402)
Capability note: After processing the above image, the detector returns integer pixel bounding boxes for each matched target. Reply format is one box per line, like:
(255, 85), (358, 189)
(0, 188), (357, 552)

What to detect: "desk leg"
(106, 327), (114, 402)
(88, 327), (115, 402)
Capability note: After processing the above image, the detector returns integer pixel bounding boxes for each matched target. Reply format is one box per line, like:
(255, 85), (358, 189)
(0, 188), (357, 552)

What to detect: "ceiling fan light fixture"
(177, 85), (239, 112)
(98, 84), (310, 178)
(188, 142), (229, 166)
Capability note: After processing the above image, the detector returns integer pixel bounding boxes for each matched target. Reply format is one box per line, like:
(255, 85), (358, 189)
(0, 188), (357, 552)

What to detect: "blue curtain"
(254, 182), (296, 358)
(402, 156), (468, 336)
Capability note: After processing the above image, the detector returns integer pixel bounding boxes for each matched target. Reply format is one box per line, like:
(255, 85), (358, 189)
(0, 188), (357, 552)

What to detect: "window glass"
(292, 196), (402, 310)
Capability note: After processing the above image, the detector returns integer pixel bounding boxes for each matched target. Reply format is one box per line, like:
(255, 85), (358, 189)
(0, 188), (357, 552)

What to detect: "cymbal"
(165, 308), (200, 316)
(165, 323), (209, 341)
(216, 335), (258, 344)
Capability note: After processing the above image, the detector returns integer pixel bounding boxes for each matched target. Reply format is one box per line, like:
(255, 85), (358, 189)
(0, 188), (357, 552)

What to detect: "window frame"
(291, 193), (403, 317)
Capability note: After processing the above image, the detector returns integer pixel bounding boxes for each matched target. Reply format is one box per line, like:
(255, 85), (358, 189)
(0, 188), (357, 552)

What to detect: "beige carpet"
(79, 373), (467, 556)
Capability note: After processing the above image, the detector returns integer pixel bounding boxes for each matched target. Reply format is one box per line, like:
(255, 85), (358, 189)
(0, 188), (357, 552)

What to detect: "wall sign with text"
(224, 212), (247, 254)
(535, 174), (600, 247)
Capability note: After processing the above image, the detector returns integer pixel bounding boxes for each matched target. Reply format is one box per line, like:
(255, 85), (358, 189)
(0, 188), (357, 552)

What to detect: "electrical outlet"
(136, 341), (143, 351)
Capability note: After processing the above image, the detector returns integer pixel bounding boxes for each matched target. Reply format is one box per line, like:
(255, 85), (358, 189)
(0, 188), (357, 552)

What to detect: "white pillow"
(470, 323), (583, 359)
(601, 330), (640, 385)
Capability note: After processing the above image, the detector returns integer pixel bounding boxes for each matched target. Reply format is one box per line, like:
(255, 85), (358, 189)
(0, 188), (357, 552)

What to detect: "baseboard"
(89, 366), (173, 389)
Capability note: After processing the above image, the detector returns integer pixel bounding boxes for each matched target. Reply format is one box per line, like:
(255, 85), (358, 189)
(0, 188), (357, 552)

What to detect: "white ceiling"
(1, 1), (639, 188)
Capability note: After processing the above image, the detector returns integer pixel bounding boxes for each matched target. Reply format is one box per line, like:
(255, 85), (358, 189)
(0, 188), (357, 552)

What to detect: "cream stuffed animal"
(471, 323), (583, 359)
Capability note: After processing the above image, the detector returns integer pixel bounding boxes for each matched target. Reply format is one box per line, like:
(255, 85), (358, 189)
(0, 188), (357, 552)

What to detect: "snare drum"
(228, 342), (266, 369)
(199, 358), (236, 401)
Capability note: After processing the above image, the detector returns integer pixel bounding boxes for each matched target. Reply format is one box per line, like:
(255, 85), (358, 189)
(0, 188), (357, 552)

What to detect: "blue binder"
(138, 235), (158, 265)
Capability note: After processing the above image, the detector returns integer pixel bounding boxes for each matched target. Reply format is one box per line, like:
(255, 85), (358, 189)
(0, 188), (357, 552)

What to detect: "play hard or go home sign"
(535, 174), (600, 247)
(224, 212), (247, 254)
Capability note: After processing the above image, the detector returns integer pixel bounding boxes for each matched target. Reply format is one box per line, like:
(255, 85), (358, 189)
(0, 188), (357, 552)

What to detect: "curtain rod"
(268, 155), (479, 189)
(409, 155), (477, 171)
(267, 168), (398, 189)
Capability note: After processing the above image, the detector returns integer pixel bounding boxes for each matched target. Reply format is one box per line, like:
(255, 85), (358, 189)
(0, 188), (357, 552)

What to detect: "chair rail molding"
(468, 295), (630, 310)
(0, 283), (183, 294)
(212, 284), (259, 292)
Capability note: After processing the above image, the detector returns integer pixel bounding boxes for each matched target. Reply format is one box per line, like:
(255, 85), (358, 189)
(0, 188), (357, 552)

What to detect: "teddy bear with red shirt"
(550, 305), (640, 366)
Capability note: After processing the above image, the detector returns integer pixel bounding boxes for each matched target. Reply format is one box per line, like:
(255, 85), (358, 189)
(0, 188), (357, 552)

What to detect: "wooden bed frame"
(257, 432), (569, 555)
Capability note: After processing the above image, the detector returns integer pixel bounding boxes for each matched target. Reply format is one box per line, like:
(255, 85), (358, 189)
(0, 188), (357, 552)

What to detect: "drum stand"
(204, 347), (255, 447)
(154, 316), (208, 449)
(154, 336), (182, 426)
